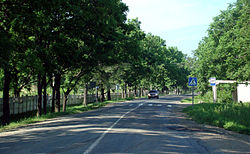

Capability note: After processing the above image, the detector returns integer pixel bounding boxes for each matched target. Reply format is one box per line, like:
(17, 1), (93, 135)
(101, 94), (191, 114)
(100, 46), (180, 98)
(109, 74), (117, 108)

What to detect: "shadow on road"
(0, 95), (249, 154)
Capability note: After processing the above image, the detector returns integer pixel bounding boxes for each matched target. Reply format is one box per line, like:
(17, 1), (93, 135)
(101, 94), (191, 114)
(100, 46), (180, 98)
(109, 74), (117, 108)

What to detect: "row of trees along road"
(0, 0), (190, 125)
(192, 0), (249, 95)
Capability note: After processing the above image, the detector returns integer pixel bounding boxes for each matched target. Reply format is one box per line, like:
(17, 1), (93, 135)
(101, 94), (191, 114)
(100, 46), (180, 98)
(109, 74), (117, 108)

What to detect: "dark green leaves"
(193, 0), (250, 93)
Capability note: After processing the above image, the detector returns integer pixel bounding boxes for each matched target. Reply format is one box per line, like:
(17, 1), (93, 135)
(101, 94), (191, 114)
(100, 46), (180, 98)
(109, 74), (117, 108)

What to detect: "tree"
(0, 0), (26, 125)
(193, 0), (250, 94)
(59, 0), (129, 106)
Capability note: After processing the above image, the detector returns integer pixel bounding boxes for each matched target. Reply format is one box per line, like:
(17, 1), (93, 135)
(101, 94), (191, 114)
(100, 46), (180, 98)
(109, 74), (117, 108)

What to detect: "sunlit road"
(0, 95), (250, 154)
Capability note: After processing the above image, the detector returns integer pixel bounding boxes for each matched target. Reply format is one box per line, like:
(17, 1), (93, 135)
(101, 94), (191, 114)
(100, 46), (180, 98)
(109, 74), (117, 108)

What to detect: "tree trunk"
(2, 69), (11, 125)
(121, 88), (124, 98)
(55, 73), (61, 112)
(107, 89), (111, 100)
(128, 86), (130, 98)
(13, 70), (20, 98)
(96, 87), (99, 102)
(124, 84), (127, 98)
(14, 88), (21, 98)
(101, 88), (105, 102)
(83, 83), (88, 106)
(42, 73), (47, 114)
(140, 88), (143, 97)
(165, 87), (169, 95)
(63, 92), (69, 112)
(37, 73), (42, 117)
(134, 86), (137, 97)
(51, 77), (55, 113)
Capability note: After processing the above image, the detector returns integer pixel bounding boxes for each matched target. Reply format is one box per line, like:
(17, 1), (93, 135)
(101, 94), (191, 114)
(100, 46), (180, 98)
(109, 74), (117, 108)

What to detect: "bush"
(197, 84), (236, 103)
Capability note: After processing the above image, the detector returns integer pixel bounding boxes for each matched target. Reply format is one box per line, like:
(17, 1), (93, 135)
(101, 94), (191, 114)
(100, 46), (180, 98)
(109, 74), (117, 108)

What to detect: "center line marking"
(83, 103), (143, 154)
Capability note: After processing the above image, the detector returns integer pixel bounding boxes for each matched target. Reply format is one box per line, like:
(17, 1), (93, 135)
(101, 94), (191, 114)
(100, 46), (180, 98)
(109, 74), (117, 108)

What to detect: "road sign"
(188, 77), (197, 86)
(188, 77), (197, 108)
(209, 77), (216, 86)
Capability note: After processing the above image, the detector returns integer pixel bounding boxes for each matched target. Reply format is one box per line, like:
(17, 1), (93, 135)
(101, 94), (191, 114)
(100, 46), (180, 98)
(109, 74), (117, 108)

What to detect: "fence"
(0, 94), (98, 117)
(0, 92), (140, 117)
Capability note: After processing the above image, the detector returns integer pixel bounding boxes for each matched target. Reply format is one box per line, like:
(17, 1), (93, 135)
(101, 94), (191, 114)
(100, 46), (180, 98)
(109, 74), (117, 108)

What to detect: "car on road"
(148, 90), (159, 99)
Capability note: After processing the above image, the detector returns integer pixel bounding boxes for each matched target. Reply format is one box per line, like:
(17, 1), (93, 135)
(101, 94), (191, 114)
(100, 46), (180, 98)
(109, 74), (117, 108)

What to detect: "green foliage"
(1, 0), (190, 125)
(183, 102), (250, 134)
(139, 34), (190, 90)
(195, 86), (235, 104)
(196, 92), (213, 103)
(216, 84), (236, 103)
(1, 0), (189, 98)
(193, 0), (250, 94)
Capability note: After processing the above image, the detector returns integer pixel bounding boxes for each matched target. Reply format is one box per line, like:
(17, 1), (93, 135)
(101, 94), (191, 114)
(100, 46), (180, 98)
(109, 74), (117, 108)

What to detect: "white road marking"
(83, 103), (143, 154)
(148, 104), (153, 106)
(157, 104), (162, 107)
(167, 105), (172, 108)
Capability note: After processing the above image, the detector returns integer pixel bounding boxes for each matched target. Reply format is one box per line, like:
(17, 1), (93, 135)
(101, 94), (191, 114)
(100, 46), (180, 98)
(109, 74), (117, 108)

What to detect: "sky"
(122, 0), (236, 56)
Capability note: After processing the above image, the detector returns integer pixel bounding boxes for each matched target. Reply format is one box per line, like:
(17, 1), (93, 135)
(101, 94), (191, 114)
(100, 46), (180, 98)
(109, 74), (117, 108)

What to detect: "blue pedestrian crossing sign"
(188, 77), (197, 86)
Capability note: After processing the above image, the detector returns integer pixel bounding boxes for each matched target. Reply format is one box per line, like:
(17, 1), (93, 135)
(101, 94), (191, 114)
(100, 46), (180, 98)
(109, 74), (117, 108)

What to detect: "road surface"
(0, 95), (249, 154)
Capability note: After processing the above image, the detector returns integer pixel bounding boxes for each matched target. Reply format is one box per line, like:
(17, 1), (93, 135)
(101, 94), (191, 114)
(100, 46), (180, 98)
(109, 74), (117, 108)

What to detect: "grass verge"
(183, 102), (250, 135)
(180, 97), (202, 104)
(0, 97), (134, 132)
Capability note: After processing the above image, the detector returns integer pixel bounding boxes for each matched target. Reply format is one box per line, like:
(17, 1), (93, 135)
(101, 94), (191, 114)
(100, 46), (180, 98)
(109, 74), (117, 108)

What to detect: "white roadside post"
(212, 85), (217, 103)
(209, 77), (217, 103)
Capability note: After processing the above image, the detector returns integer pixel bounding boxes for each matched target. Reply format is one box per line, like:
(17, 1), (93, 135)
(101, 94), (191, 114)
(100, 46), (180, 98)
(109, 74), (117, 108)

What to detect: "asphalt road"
(0, 95), (250, 154)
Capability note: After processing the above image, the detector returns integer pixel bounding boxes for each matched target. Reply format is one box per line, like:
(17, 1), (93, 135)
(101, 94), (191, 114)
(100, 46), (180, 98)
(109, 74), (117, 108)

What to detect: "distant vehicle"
(148, 90), (159, 99)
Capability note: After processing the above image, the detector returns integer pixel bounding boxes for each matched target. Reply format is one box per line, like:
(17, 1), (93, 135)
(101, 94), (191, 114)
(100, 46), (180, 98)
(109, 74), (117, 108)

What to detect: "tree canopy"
(192, 0), (249, 94)
(1, 0), (190, 125)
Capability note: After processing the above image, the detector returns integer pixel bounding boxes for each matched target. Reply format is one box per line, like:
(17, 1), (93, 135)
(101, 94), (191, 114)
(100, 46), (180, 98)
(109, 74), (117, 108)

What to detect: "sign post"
(188, 77), (198, 107)
(209, 77), (216, 103)
(212, 86), (217, 103)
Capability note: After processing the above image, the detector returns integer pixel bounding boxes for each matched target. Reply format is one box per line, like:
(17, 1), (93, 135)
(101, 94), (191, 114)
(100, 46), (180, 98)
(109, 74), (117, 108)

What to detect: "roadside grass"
(181, 94), (209, 104)
(0, 97), (135, 132)
(183, 102), (250, 135)
(180, 97), (202, 104)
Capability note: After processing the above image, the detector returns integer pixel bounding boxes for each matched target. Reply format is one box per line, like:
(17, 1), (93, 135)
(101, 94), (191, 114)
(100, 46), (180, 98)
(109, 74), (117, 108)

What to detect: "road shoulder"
(174, 102), (250, 153)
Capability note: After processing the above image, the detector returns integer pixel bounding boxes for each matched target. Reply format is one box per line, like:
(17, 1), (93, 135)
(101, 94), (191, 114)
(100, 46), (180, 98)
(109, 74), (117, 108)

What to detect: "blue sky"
(122, 0), (236, 56)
